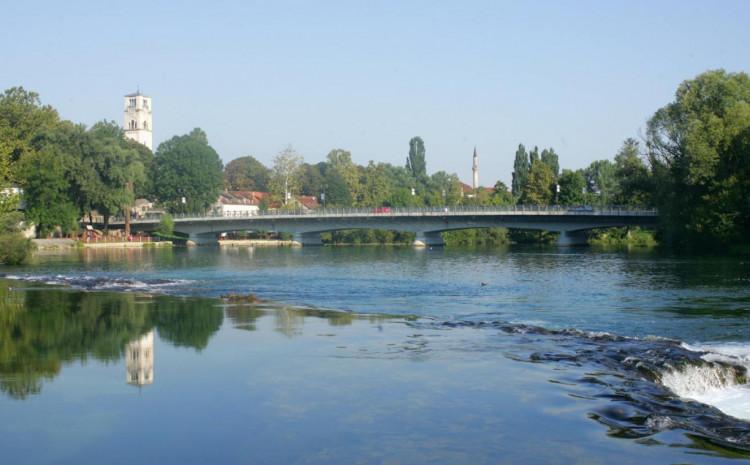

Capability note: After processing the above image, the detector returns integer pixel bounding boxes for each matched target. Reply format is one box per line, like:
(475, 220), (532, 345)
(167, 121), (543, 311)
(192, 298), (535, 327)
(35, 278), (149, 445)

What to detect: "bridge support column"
(292, 232), (322, 246)
(557, 230), (588, 246)
(413, 231), (444, 248)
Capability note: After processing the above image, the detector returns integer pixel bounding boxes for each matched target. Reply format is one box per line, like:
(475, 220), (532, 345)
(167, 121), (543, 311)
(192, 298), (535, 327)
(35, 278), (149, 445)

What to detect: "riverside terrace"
(101, 206), (659, 246)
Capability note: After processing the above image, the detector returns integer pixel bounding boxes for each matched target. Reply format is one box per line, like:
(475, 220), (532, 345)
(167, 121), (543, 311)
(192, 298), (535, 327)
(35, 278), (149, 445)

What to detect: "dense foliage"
(0, 211), (34, 264)
(1, 69), (747, 249)
(150, 129), (223, 214)
(646, 70), (750, 247)
(224, 155), (271, 191)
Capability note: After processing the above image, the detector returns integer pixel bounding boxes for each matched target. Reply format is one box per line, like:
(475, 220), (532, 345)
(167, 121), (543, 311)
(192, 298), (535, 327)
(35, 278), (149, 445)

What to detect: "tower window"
(144, 121), (149, 130)
(129, 98), (136, 108)
(130, 120), (137, 130)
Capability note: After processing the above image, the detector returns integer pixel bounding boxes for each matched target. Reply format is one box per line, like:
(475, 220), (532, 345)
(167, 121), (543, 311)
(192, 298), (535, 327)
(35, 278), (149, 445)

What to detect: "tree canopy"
(150, 128), (223, 214)
(224, 155), (270, 191)
(406, 137), (427, 182)
(647, 69), (750, 245)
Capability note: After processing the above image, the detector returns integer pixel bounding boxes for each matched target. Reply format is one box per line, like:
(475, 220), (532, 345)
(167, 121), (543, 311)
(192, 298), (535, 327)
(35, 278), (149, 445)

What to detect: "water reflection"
(126, 330), (154, 386)
(0, 283), (222, 399)
(0, 281), (395, 400)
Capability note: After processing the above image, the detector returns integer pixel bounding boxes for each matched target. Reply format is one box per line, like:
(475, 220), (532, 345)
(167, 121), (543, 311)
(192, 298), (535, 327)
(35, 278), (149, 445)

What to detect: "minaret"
(472, 146), (479, 190)
(125, 331), (154, 386)
(123, 91), (153, 150)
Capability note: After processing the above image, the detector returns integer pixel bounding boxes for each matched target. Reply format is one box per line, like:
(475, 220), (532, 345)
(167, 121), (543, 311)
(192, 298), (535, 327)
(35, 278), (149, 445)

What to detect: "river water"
(0, 246), (748, 464)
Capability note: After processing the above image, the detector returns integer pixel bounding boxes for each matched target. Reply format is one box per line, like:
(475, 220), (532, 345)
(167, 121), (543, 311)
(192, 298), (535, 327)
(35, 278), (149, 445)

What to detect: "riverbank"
(32, 238), (173, 250)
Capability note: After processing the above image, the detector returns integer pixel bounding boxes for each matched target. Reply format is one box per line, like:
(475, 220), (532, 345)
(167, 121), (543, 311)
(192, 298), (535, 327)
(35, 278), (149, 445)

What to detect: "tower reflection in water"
(126, 331), (154, 386)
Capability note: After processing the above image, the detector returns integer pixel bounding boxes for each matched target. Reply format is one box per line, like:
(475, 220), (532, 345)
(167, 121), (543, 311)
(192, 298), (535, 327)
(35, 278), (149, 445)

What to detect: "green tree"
(299, 162), (325, 198)
(0, 87), (59, 183)
(18, 146), (79, 237)
(647, 69), (750, 245)
(511, 144), (529, 200)
(359, 161), (392, 207)
(521, 161), (555, 205)
(326, 149), (360, 203)
(270, 145), (303, 205)
(614, 138), (651, 207)
(323, 168), (352, 207)
(584, 159), (618, 206)
(85, 121), (146, 230)
(426, 171), (462, 206)
(156, 213), (174, 237)
(150, 128), (224, 214)
(406, 137), (427, 181)
(491, 181), (513, 205)
(558, 169), (586, 206)
(0, 211), (34, 264)
(223, 156), (270, 191)
(541, 148), (560, 178)
(529, 146), (540, 166)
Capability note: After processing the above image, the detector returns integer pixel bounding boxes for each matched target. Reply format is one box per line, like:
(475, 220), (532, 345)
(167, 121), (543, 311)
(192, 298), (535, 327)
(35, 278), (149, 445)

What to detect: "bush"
(0, 233), (35, 265)
(156, 213), (174, 237)
(588, 227), (657, 247)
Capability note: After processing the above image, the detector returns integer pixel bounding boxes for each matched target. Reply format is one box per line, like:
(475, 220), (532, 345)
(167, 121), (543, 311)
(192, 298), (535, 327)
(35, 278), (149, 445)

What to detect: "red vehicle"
(373, 207), (391, 213)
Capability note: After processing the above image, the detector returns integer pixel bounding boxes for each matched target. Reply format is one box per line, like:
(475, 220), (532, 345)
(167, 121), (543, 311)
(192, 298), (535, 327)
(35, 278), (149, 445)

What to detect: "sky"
(2, 0), (748, 185)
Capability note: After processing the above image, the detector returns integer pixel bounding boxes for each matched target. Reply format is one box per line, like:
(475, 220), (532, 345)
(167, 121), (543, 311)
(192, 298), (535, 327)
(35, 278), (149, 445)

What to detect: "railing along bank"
(106, 206), (658, 224)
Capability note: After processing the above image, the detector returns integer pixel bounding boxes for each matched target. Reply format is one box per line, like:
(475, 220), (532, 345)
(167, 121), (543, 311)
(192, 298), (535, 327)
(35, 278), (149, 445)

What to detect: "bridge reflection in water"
(103, 206), (658, 247)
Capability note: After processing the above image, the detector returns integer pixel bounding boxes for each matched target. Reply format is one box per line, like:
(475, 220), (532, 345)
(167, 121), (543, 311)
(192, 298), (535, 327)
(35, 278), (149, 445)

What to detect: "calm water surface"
(0, 246), (749, 464)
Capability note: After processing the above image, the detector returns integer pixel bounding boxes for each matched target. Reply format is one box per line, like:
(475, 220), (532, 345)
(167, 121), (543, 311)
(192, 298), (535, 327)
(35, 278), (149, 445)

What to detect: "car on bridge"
(373, 207), (391, 213)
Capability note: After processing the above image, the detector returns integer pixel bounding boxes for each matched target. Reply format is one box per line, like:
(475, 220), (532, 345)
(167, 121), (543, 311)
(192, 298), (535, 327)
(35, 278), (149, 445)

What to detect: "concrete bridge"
(105, 206), (659, 246)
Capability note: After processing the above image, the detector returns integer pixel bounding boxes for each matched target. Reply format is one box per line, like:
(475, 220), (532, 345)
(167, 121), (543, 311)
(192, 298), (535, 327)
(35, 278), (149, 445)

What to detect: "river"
(0, 246), (748, 464)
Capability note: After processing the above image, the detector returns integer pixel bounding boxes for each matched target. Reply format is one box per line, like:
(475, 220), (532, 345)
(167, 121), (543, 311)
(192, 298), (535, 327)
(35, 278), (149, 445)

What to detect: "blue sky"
(2, 0), (748, 185)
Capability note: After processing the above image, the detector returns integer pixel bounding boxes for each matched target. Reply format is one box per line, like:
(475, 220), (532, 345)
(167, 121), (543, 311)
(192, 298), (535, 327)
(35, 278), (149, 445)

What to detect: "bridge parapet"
(96, 205), (658, 247)
(110, 205), (658, 225)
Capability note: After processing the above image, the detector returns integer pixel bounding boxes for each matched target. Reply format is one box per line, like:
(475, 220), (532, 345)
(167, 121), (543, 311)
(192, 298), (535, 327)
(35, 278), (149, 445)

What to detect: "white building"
(213, 191), (262, 217)
(123, 91), (153, 150)
(126, 331), (154, 386)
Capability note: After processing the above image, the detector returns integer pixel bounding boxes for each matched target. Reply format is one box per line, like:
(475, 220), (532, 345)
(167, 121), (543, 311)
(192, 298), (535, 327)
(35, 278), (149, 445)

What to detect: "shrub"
(0, 233), (35, 265)
(156, 213), (174, 237)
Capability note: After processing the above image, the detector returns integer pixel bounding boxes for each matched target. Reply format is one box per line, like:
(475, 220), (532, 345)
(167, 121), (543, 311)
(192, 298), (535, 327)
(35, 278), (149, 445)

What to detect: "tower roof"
(124, 91), (149, 98)
(473, 146), (477, 157)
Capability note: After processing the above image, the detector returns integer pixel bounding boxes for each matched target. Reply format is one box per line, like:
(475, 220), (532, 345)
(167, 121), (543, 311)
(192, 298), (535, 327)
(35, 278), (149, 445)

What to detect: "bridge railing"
(105, 205), (658, 224)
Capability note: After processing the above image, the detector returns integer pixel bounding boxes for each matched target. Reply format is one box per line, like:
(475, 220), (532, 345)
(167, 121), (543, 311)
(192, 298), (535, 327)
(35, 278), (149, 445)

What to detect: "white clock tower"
(123, 91), (153, 150)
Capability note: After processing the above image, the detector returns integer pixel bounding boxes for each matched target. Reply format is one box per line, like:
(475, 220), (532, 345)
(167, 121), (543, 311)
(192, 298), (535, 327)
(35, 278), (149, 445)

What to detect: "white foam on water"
(2, 273), (193, 292)
(660, 343), (750, 421)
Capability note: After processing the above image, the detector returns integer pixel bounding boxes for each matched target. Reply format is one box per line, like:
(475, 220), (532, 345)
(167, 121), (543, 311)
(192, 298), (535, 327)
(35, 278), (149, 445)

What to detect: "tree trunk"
(124, 206), (131, 237)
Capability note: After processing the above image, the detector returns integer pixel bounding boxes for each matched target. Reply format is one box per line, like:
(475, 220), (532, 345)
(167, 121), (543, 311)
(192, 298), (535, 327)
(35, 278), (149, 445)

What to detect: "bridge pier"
(413, 231), (444, 248)
(292, 232), (323, 246)
(557, 230), (588, 246)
